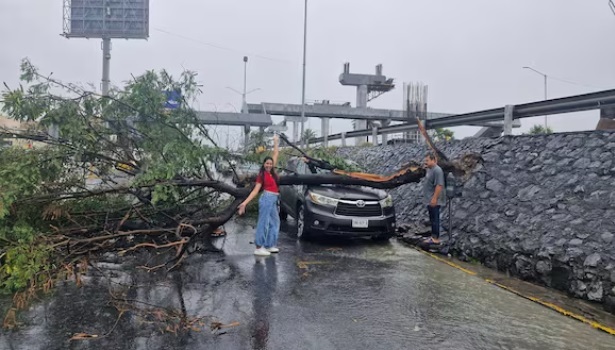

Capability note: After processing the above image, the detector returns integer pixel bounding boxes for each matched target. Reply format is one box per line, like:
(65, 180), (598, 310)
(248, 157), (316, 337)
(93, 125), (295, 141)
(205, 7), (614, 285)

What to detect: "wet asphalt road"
(2, 219), (615, 350)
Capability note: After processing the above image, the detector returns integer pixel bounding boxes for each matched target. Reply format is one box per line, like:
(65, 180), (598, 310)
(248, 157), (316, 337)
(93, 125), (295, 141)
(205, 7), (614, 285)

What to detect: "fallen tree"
(0, 60), (478, 327)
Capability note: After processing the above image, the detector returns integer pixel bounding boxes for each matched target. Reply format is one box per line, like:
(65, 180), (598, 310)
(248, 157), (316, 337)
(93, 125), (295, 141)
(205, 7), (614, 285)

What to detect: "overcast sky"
(1, 0), (615, 147)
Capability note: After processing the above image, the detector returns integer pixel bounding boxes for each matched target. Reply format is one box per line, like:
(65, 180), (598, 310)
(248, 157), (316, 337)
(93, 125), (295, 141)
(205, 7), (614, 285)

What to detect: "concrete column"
(341, 132), (346, 147)
(372, 126), (378, 146)
(48, 124), (59, 139)
(294, 121), (300, 143)
(503, 105), (514, 136)
(354, 85), (368, 145)
(321, 117), (330, 147)
(381, 119), (390, 145)
(597, 106), (615, 130)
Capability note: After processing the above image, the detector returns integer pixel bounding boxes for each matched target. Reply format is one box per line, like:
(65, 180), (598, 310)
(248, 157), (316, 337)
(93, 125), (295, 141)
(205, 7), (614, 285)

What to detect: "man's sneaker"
(267, 247), (280, 253)
(254, 247), (271, 256)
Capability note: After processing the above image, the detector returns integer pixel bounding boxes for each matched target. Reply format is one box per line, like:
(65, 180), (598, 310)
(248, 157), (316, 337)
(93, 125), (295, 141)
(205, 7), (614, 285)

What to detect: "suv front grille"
(335, 201), (382, 217)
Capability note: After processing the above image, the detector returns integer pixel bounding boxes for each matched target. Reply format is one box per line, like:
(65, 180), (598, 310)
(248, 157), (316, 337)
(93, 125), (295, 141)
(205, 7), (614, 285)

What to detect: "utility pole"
(523, 66), (549, 129)
(102, 37), (111, 132)
(543, 74), (548, 129)
(300, 0), (308, 147)
(242, 56), (248, 113)
(227, 56), (260, 150)
(102, 38), (111, 96)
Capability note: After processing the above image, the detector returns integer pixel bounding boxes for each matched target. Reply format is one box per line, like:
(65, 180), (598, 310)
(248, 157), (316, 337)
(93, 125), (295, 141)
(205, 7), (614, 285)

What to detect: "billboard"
(62, 0), (149, 39)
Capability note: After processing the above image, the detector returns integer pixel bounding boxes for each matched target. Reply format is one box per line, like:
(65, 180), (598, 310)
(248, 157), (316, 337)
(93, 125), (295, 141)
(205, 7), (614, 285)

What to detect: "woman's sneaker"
(254, 247), (271, 256)
(267, 247), (280, 253)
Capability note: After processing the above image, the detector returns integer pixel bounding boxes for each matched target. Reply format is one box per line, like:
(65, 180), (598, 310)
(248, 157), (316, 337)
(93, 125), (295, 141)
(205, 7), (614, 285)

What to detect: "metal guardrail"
(312, 88), (615, 143)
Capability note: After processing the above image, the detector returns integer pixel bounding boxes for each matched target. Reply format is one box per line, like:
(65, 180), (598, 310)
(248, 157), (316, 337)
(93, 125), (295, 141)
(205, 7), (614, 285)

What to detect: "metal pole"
(523, 66), (549, 130)
(300, 0), (308, 147)
(102, 38), (111, 96)
(448, 198), (453, 252)
(242, 56), (248, 113)
(544, 74), (549, 132)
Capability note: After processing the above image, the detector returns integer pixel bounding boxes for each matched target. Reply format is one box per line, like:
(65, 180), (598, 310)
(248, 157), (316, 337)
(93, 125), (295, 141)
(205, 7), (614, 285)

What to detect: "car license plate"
(352, 219), (369, 228)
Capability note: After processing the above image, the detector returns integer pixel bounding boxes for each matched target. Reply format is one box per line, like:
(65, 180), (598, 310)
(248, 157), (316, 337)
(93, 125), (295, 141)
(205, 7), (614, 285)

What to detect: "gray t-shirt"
(423, 165), (446, 206)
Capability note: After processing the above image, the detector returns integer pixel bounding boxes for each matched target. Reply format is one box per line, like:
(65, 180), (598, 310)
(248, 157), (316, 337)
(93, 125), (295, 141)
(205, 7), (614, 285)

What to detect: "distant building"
(0, 115), (43, 149)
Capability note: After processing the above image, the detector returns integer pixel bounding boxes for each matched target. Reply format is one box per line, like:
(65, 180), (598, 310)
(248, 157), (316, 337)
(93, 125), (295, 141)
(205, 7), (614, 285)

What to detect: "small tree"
(301, 128), (317, 146)
(528, 124), (554, 135)
(247, 130), (269, 153)
(432, 128), (454, 141)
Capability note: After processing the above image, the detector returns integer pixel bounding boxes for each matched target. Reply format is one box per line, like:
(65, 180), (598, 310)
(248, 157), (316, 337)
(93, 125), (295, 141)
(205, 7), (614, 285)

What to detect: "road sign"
(164, 90), (182, 110)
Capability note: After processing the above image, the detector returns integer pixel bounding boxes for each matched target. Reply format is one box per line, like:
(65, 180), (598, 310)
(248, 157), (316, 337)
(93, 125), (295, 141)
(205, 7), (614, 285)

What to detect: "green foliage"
(0, 59), (226, 295)
(527, 124), (554, 135)
(246, 130), (270, 154)
(433, 128), (454, 141)
(0, 241), (50, 293)
(301, 129), (317, 146)
(304, 147), (363, 172)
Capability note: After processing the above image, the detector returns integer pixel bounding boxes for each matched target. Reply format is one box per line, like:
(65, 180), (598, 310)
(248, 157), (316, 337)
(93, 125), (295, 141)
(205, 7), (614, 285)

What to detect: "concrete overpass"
(312, 87), (615, 145)
(195, 111), (272, 127)
(247, 102), (451, 121)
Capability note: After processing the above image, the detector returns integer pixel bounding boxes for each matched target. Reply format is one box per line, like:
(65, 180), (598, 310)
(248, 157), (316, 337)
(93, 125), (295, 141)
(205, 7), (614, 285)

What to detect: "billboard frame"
(62, 0), (150, 39)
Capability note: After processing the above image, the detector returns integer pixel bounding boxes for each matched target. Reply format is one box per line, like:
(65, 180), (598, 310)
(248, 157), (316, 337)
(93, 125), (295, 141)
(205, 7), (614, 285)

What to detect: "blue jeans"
(255, 192), (280, 248)
(427, 205), (441, 239)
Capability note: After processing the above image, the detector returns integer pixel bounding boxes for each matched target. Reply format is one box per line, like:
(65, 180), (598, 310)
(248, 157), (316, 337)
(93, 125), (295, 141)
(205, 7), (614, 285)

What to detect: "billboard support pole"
(102, 38), (111, 96)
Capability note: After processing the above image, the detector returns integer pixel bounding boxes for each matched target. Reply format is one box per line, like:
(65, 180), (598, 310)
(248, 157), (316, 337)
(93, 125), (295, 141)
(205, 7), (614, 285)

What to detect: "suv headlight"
(308, 192), (339, 206)
(380, 195), (393, 208)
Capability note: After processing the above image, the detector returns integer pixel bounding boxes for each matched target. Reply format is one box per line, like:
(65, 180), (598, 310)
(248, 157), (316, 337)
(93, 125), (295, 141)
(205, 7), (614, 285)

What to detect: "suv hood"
(308, 185), (388, 200)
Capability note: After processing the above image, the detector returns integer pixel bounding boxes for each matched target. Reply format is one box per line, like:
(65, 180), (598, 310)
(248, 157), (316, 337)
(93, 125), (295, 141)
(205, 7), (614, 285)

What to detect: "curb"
(415, 248), (615, 337)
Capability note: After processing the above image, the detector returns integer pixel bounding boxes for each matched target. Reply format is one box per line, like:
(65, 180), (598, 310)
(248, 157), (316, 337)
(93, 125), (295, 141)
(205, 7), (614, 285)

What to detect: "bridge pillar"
(48, 124), (59, 139)
(354, 85), (368, 145)
(372, 126), (378, 146)
(341, 132), (347, 147)
(381, 119), (390, 145)
(503, 105), (514, 136)
(321, 117), (330, 147)
(293, 121), (299, 142)
(597, 106), (615, 130)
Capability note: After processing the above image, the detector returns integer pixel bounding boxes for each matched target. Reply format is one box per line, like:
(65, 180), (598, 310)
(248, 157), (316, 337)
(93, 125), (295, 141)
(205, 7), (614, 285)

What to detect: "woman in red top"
(238, 135), (280, 256)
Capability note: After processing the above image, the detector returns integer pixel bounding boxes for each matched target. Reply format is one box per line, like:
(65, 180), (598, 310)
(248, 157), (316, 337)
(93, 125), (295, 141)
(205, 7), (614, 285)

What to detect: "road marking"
(423, 251), (476, 275)
(414, 247), (615, 337)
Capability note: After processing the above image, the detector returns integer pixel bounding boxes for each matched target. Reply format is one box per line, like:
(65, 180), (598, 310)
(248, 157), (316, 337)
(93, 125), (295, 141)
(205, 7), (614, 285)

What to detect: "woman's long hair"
(259, 156), (279, 185)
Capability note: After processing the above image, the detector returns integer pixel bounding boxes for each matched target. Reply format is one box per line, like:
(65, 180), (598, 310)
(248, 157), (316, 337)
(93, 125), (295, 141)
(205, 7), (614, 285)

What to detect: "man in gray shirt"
(423, 153), (446, 244)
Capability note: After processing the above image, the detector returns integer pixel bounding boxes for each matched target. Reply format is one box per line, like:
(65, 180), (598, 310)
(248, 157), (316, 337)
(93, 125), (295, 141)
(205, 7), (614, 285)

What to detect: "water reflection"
(250, 256), (278, 350)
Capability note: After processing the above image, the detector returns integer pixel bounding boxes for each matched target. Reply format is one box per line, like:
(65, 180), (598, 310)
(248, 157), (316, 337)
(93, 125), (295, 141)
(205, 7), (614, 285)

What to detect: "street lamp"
(227, 56), (261, 150)
(523, 66), (548, 129)
(300, 0), (308, 147)
(227, 56), (261, 113)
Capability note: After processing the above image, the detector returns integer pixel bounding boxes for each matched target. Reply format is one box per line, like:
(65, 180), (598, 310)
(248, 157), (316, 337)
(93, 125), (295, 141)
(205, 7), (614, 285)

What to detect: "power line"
(153, 27), (294, 65)
(547, 75), (608, 90)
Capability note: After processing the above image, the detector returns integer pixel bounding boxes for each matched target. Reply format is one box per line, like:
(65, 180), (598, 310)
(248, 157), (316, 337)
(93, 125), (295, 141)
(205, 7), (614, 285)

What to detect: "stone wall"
(337, 131), (615, 312)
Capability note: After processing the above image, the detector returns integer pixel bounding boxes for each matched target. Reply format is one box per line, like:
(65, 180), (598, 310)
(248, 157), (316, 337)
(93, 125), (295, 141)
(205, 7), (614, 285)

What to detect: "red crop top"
(256, 171), (279, 193)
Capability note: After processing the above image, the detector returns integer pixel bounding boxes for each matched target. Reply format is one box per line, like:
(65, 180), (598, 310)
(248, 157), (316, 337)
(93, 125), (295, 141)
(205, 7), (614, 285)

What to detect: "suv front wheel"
(296, 204), (311, 240)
